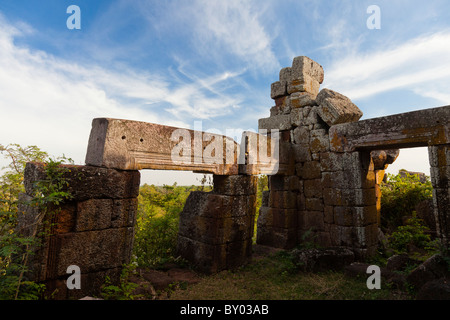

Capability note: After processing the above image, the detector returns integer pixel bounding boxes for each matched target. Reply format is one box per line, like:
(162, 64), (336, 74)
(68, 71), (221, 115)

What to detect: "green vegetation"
(132, 183), (207, 268)
(380, 170), (433, 233)
(0, 144), (73, 299)
(169, 250), (404, 300)
(0, 143), (446, 300)
(379, 170), (438, 261)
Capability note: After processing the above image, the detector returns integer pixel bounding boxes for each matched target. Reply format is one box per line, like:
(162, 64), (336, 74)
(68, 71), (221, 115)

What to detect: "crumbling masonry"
(18, 56), (450, 298)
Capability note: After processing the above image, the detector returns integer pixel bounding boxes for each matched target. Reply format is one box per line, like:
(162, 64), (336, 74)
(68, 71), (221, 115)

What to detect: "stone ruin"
(17, 56), (450, 299)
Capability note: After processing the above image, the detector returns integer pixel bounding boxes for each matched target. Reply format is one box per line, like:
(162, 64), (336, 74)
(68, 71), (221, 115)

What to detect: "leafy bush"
(0, 144), (72, 300)
(100, 264), (139, 300)
(132, 184), (196, 268)
(380, 170), (433, 232)
(387, 214), (437, 256)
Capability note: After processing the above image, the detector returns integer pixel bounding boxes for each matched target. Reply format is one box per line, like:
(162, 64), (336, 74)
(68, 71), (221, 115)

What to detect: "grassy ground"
(167, 248), (411, 300)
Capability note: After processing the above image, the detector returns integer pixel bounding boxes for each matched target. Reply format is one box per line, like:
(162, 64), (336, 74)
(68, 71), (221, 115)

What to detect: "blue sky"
(1, 0), (449, 185)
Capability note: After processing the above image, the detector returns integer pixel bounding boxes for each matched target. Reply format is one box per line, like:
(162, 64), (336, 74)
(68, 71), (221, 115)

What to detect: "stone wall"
(177, 175), (257, 274)
(257, 56), (450, 258)
(15, 55), (450, 299)
(257, 56), (396, 258)
(17, 162), (140, 299)
(429, 145), (450, 248)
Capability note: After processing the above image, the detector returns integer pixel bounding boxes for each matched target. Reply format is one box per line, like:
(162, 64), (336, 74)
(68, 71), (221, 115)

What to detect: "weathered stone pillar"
(429, 145), (450, 248)
(177, 175), (257, 274)
(322, 151), (379, 259)
(17, 162), (140, 299)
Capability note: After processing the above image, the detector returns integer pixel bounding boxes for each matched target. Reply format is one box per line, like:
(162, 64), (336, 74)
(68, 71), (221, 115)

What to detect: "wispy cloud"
(0, 12), (248, 165)
(157, 0), (280, 74)
(323, 31), (450, 105)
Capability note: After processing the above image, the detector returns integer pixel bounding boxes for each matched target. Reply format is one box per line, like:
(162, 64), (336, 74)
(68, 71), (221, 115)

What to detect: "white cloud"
(187, 0), (280, 73)
(0, 12), (250, 167)
(324, 31), (450, 103)
(385, 147), (431, 177)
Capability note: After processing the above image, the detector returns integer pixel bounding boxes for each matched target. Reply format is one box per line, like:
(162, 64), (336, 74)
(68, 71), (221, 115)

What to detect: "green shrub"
(380, 171), (432, 232)
(132, 184), (194, 268)
(0, 144), (72, 299)
(100, 264), (139, 300)
(387, 214), (436, 256)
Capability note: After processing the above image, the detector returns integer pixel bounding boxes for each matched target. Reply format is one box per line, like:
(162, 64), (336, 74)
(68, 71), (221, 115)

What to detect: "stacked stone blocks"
(258, 56), (381, 257)
(429, 145), (450, 247)
(18, 162), (140, 299)
(177, 175), (257, 274)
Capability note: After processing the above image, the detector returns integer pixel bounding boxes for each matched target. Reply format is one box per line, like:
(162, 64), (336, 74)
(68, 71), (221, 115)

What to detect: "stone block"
(24, 162), (141, 201)
(293, 126), (310, 144)
(256, 224), (274, 246)
(333, 207), (354, 227)
(304, 179), (322, 198)
(324, 206), (334, 224)
(323, 188), (376, 207)
(371, 149), (400, 170)
(430, 166), (450, 189)
(257, 206), (273, 227)
(179, 214), (254, 245)
(354, 206), (378, 226)
(355, 224), (378, 247)
(298, 211), (325, 231)
(320, 152), (344, 172)
(297, 193), (306, 211)
(304, 106), (322, 126)
(291, 56), (325, 84)
(261, 190), (269, 207)
(299, 161), (321, 179)
(258, 114), (293, 131)
(329, 106), (450, 152)
(279, 67), (292, 83)
(278, 141), (294, 165)
(269, 175), (299, 191)
(54, 227), (135, 277)
(310, 129), (330, 153)
(269, 175), (285, 191)
(213, 175), (258, 196)
(287, 76), (320, 96)
(290, 92), (316, 108)
(321, 171), (344, 189)
(269, 191), (297, 209)
(54, 203), (77, 234)
(286, 176), (300, 191)
(428, 145), (450, 168)
(292, 144), (311, 163)
(329, 225), (354, 247)
(272, 208), (298, 229)
(270, 106), (279, 117)
(177, 235), (227, 274)
(181, 192), (231, 219)
(316, 89), (363, 126)
(226, 239), (253, 269)
(341, 168), (376, 189)
(305, 198), (324, 211)
(271, 81), (287, 99)
(85, 118), (239, 175)
(111, 198), (139, 228)
(271, 227), (298, 249)
(76, 199), (112, 231)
